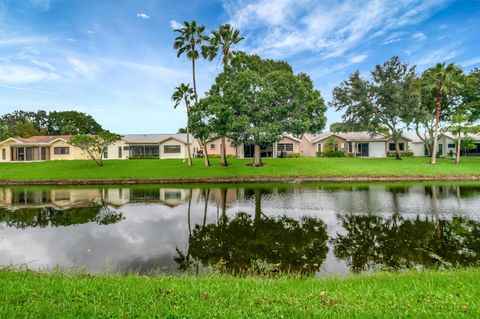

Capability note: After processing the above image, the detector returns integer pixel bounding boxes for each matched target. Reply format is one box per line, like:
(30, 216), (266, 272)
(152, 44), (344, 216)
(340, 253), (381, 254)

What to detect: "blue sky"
(0, 0), (479, 133)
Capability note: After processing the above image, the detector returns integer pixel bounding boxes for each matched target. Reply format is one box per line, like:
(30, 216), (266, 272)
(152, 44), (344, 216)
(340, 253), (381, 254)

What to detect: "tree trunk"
(203, 140), (211, 167)
(456, 131), (461, 165)
(220, 135), (228, 166)
(252, 144), (263, 167)
(394, 139), (402, 160)
(431, 80), (443, 165)
(191, 46), (198, 103)
(185, 118), (193, 166)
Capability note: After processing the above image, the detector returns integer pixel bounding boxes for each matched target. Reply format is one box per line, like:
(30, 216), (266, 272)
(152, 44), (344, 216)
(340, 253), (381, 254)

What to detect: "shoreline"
(1, 174), (480, 185)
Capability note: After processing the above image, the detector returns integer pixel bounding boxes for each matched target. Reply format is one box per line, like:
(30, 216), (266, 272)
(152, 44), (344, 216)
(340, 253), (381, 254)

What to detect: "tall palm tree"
(172, 83), (195, 166)
(202, 24), (244, 167)
(422, 63), (464, 164)
(173, 20), (211, 167)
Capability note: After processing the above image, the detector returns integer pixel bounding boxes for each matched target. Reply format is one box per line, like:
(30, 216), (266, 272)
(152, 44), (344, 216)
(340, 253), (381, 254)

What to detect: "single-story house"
(0, 135), (91, 162)
(119, 134), (198, 160)
(301, 131), (412, 158)
(402, 131), (480, 157)
(0, 133), (199, 162)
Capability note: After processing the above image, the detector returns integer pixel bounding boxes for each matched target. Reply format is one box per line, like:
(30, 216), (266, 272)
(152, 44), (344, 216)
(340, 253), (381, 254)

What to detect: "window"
(54, 147), (69, 155)
(317, 144), (322, 152)
(164, 145), (181, 153)
(277, 143), (294, 152)
(103, 149), (108, 159)
(123, 146), (130, 151)
(2, 148), (5, 160)
(210, 144), (216, 149)
(388, 143), (405, 151)
(118, 147), (122, 158)
(448, 144), (456, 149)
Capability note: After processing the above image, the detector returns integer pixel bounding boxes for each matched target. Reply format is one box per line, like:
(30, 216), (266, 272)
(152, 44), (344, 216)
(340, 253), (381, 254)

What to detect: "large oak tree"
(195, 52), (327, 167)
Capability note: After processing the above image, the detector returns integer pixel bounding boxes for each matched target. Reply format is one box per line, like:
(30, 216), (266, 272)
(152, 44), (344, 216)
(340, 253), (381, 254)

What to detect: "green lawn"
(0, 157), (479, 182)
(0, 269), (478, 318)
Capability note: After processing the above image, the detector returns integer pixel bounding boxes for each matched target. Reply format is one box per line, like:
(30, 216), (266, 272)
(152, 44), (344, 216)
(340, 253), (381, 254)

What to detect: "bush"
(316, 150), (347, 157)
(286, 152), (300, 158)
(386, 151), (414, 157)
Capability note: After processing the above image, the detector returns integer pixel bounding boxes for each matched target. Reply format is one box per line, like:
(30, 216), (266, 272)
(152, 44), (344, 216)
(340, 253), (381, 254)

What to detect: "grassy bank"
(0, 157), (479, 183)
(0, 269), (478, 318)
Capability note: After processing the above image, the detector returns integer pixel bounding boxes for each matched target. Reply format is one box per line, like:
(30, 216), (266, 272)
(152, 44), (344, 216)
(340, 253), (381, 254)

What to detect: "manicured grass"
(0, 269), (478, 318)
(0, 157), (479, 182)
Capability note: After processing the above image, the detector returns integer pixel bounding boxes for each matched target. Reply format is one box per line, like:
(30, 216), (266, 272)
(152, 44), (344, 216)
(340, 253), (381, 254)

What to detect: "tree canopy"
(0, 110), (104, 140)
(194, 52), (327, 166)
(331, 56), (420, 160)
(69, 131), (121, 166)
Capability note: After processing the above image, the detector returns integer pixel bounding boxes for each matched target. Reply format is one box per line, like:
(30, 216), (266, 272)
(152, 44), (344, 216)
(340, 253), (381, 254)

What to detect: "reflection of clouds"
(1, 184), (480, 275)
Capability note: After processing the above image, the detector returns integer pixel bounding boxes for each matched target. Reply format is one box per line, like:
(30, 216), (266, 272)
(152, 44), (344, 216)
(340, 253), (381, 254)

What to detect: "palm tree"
(172, 83), (195, 166)
(422, 63), (464, 164)
(174, 20), (211, 167)
(447, 113), (479, 165)
(202, 24), (244, 167)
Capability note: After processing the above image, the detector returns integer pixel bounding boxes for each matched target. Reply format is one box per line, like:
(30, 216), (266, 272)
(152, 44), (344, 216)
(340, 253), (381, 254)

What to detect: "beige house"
(206, 137), (240, 157)
(0, 135), (91, 162)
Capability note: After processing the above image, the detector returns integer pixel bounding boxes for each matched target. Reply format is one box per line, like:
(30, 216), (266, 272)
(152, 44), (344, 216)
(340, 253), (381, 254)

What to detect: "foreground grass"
(0, 269), (478, 318)
(0, 157), (479, 182)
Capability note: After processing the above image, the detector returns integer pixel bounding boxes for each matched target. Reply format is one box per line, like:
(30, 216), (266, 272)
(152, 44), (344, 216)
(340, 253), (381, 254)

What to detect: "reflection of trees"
(0, 202), (123, 228)
(186, 212), (329, 275)
(333, 214), (480, 273)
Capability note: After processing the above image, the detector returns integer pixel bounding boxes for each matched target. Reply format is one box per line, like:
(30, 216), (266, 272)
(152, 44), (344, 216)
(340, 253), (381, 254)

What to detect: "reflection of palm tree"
(202, 188), (210, 228)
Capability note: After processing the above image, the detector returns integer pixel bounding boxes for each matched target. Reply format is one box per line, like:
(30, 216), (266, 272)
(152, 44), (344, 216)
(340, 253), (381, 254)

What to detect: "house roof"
(281, 133), (302, 142)
(0, 135), (71, 145)
(310, 132), (338, 143)
(122, 134), (193, 144)
(401, 131), (424, 143)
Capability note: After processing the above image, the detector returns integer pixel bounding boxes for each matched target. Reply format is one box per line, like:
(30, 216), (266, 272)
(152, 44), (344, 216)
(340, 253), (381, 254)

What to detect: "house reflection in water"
(0, 187), (208, 210)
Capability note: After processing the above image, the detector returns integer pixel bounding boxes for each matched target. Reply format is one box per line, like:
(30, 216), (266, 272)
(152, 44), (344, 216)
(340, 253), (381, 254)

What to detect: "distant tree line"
(0, 110), (104, 141)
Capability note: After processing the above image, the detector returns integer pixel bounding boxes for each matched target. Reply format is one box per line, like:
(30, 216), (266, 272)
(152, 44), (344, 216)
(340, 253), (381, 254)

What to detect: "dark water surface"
(1, 183), (479, 276)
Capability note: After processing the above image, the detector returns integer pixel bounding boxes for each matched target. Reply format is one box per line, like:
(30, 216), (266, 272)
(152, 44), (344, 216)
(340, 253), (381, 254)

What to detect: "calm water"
(1, 183), (480, 276)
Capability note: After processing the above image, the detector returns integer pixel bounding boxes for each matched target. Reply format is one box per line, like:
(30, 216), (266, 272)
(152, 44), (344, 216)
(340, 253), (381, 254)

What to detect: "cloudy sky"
(0, 0), (479, 133)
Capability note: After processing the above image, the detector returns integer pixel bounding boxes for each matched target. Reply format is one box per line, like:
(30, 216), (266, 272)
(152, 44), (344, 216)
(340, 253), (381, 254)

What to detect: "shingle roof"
(1, 135), (72, 144)
(122, 134), (193, 144)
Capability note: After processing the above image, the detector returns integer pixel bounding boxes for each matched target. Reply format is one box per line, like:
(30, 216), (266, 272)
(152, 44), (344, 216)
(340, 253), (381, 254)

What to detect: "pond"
(1, 183), (480, 276)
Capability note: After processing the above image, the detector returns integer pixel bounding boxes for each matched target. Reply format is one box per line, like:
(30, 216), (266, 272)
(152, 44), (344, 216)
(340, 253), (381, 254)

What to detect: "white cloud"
(416, 45), (461, 68)
(382, 31), (406, 45)
(224, 0), (449, 59)
(29, 0), (52, 11)
(67, 57), (100, 79)
(348, 54), (368, 63)
(460, 56), (480, 68)
(169, 20), (183, 30)
(87, 30), (94, 34)
(136, 13), (150, 19)
(0, 62), (60, 85)
(412, 32), (427, 41)
(0, 36), (49, 47)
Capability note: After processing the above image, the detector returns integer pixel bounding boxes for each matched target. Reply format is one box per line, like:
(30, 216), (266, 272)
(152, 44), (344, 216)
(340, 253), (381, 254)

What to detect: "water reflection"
(0, 183), (479, 276)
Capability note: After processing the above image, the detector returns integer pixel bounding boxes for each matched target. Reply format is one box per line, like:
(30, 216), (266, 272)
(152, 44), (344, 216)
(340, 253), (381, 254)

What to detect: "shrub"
(386, 151), (414, 157)
(286, 152), (300, 158)
(316, 150), (347, 157)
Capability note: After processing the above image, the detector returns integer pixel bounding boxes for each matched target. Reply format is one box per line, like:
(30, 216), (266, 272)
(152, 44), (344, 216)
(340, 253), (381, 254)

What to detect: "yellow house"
(0, 135), (91, 162)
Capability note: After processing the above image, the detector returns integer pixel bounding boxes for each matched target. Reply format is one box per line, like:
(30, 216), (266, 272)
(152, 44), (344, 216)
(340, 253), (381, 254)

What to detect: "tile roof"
(122, 134), (194, 144)
(3, 135), (72, 144)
